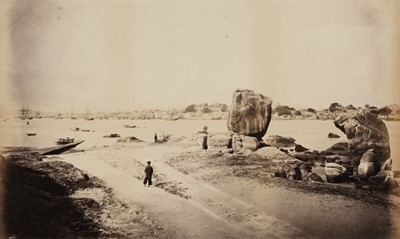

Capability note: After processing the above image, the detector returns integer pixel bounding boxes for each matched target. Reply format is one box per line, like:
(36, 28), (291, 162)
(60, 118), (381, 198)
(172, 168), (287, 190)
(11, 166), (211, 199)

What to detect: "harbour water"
(1, 118), (399, 169)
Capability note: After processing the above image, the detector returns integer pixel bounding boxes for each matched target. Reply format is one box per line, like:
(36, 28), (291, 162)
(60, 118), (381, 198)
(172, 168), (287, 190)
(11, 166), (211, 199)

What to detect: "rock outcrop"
(301, 164), (324, 182)
(358, 149), (375, 179)
(325, 162), (349, 183)
(294, 144), (308, 152)
(227, 133), (260, 152)
(155, 131), (171, 143)
(227, 89), (272, 140)
(265, 135), (296, 148)
(324, 141), (349, 155)
(254, 147), (294, 161)
(272, 159), (304, 180)
(334, 110), (391, 176)
(241, 136), (260, 151)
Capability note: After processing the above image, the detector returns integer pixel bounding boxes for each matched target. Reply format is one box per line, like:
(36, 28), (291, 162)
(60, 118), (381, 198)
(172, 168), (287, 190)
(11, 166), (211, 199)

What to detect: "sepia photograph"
(0, 0), (400, 238)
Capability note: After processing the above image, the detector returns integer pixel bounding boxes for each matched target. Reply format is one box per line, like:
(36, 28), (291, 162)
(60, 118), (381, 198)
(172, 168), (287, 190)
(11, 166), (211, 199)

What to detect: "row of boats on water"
(70, 128), (93, 132)
(26, 124), (137, 145)
(25, 134), (75, 145)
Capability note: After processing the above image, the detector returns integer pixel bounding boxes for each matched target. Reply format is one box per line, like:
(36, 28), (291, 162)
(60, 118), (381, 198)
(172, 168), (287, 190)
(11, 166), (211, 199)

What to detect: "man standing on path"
(143, 161), (153, 187)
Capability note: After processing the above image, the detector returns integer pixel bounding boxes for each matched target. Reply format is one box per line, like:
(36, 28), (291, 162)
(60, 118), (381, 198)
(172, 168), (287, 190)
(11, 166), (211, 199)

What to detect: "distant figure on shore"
(227, 133), (233, 153)
(201, 126), (208, 150)
(143, 161), (153, 187)
(154, 133), (158, 143)
(27, 121), (29, 125)
(202, 135), (208, 150)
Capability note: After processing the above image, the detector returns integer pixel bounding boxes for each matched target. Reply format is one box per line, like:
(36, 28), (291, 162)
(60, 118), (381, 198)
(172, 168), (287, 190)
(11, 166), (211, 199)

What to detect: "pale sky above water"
(0, 0), (399, 113)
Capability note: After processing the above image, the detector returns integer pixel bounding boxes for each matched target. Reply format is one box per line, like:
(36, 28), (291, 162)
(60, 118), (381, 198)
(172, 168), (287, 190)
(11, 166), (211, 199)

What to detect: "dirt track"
(60, 142), (400, 239)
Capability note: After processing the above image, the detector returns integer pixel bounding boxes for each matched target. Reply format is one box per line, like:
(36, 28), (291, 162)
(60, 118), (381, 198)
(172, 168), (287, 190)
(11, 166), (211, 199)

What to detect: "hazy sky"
(1, 0), (399, 113)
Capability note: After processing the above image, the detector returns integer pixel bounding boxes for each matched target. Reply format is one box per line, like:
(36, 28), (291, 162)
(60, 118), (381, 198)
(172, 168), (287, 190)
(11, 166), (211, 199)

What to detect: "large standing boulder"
(333, 110), (391, 175)
(227, 89), (273, 140)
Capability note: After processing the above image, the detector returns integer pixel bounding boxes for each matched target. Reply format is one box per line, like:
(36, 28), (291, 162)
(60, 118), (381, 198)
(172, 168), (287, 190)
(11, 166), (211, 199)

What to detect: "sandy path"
(60, 143), (400, 239)
(61, 144), (310, 239)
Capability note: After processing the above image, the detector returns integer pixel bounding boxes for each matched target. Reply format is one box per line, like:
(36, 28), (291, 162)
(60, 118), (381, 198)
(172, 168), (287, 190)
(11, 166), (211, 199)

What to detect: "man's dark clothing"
(143, 165), (153, 186)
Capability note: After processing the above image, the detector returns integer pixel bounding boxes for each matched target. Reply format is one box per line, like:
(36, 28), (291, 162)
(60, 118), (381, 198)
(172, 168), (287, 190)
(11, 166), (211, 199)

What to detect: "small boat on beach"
(56, 138), (74, 145)
(103, 133), (121, 138)
(81, 129), (91, 132)
(124, 125), (136, 128)
(26, 133), (37, 136)
(39, 140), (84, 155)
(71, 127), (80, 131)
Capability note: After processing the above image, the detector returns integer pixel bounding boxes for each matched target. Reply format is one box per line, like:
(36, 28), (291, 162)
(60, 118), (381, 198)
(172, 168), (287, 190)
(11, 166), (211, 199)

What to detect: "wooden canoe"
(39, 140), (84, 155)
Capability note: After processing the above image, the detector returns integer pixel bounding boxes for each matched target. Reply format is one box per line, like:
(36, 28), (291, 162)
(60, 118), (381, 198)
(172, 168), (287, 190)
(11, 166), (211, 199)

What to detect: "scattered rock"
(241, 136), (259, 151)
(273, 162), (303, 181)
(254, 147), (294, 161)
(282, 158), (303, 165)
(334, 110), (391, 176)
(368, 170), (394, 185)
(328, 133), (341, 138)
(326, 155), (341, 163)
(358, 149), (375, 180)
(325, 141), (349, 155)
(117, 136), (143, 143)
(381, 176), (399, 190)
(292, 153), (319, 162)
(279, 148), (288, 153)
(295, 144), (308, 152)
(287, 167), (302, 180)
(320, 150), (335, 156)
(303, 172), (324, 182)
(381, 158), (392, 171)
(325, 163), (349, 183)
(265, 135), (296, 147)
(155, 131), (171, 143)
(227, 89), (273, 140)
(307, 150), (320, 155)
